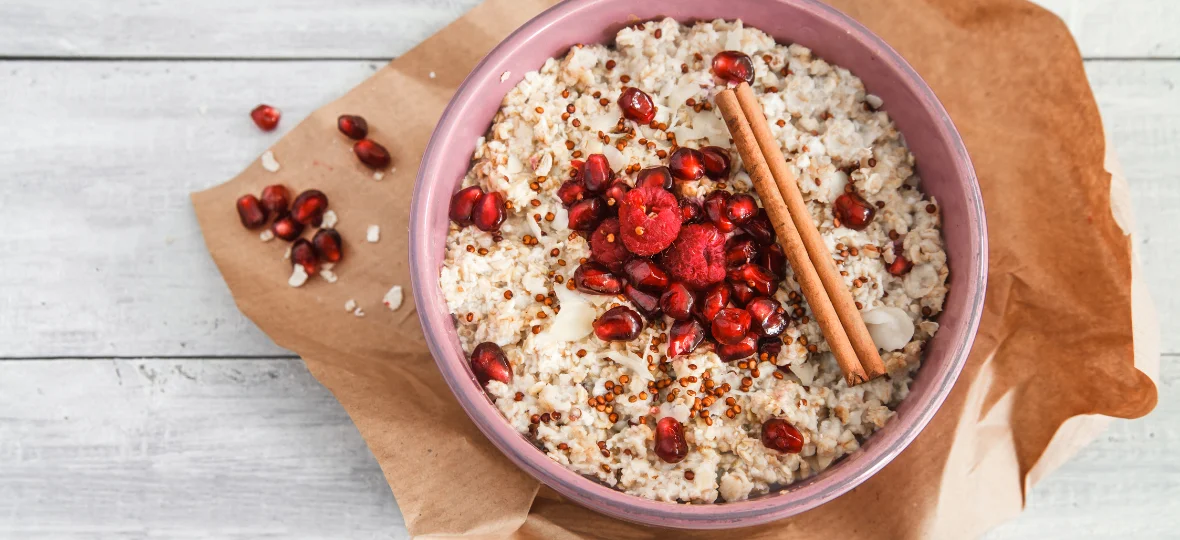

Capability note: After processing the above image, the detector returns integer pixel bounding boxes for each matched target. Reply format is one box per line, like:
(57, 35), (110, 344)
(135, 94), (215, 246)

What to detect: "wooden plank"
(0, 358), (409, 539)
(2, 59), (1175, 357)
(0, 0), (1174, 59)
(0, 356), (1173, 538)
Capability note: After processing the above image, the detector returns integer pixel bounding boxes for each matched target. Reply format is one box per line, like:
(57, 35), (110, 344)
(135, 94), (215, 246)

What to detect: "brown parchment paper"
(191, 0), (1159, 537)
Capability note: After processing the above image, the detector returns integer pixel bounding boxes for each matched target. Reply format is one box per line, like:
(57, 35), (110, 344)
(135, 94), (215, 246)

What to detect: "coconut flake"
(261, 150), (280, 172)
(383, 285), (404, 311)
(366, 225), (380, 243)
(657, 402), (691, 423)
(344, 299), (358, 312)
(865, 94), (884, 109)
(373, 171), (385, 181)
(319, 210), (338, 229)
(862, 306), (915, 351)
(500, 71), (511, 82)
(429, 71), (437, 79)
(534, 153), (554, 177)
(538, 286), (595, 345)
(602, 144), (626, 170)
(320, 268), (338, 283)
(610, 351), (655, 382)
(288, 265), (308, 287)
(259, 229), (275, 242)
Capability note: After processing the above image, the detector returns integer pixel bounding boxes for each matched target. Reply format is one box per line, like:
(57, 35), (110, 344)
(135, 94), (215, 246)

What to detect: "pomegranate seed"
(336, 114), (369, 140)
(472, 192), (507, 232)
(635, 166), (673, 191)
(761, 418), (804, 453)
(680, 198), (703, 224)
(250, 104), (281, 131)
(593, 306), (644, 342)
(624, 284), (662, 319)
(704, 190), (736, 232)
(667, 319), (706, 358)
(834, 192), (876, 230)
(470, 342), (512, 386)
(725, 235), (760, 268)
(730, 281), (758, 307)
(711, 308), (752, 345)
(654, 417), (688, 463)
(448, 185), (485, 226)
(742, 208), (776, 246)
(699, 282), (731, 322)
(700, 146), (732, 180)
(354, 139), (392, 169)
(716, 332), (759, 361)
(758, 243), (788, 278)
(574, 262), (623, 295)
(728, 263), (779, 297)
(557, 179), (588, 207)
(236, 194), (268, 229)
(567, 197), (606, 231)
(259, 184), (290, 215)
(660, 282), (696, 321)
(668, 147), (705, 181)
(291, 189), (329, 226)
(623, 258), (670, 292)
(746, 297), (788, 337)
(312, 229), (343, 263)
(725, 193), (758, 225)
(888, 254), (913, 276)
(271, 213), (305, 241)
(712, 51), (754, 85)
(290, 238), (319, 276)
(582, 154), (614, 193)
(617, 87), (656, 124)
(603, 180), (632, 209)
(569, 159), (585, 178)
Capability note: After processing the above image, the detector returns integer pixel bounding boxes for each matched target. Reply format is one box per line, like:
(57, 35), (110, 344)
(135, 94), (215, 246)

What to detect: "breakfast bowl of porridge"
(409, 0), (986, 529)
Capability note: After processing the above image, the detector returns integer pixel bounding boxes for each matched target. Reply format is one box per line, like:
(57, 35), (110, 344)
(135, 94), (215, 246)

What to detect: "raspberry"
(619, 186), (681, 256)
(661, 223), (727, 290)
(589, 218), (632, 272)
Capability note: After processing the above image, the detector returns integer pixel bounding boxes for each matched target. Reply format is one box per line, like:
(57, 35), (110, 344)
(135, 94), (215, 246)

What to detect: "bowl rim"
(410, 0), (987, 529)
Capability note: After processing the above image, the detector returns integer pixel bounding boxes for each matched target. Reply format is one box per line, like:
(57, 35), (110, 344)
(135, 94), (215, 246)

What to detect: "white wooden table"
(1, 1), (1175, 538)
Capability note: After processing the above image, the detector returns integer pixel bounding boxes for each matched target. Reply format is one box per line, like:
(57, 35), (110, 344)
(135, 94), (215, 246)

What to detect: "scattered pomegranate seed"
(725, 236), (760, 269)
(259, 185), (290, 215)
(703, 191), (736, 232)
(593, 306), (644, 342)
(619, 187), (681, 256)
(700, 146), (732, 180)
(759, 338), (783, 360)
(668, 147), (705, 181)
(679, 198), (703, 224)
(654, 417), (688, 463)
(888, 251), (913, 276)
(746, 297), (788, 337)
(623, 284), (662, 320)
(582, 154), (614, 193)
(471, 191), (507, 232)
(448, 185), (485, 226)
(290, 238), (319, 276)
(742, 208), (776, 246)
(729, 281), (758, 307)
(250, 104), (281, 131)
(603, 180), (632, 210)
(589, 218), (632, 272)
(725, 193), (758, 225)
(291, 190), (329, 226)
(699, 282), (731, 322)
(728, 263), (779, 297)
(761, 418), (804, 453)
(623, 258), (670, 292)
(834, 192), (876, 230)
(236, 194), (268, 229)
(574, 262), (623, 295)
(667, 319), (705, 358)
(470, 342), (512, 386)
(758, 243), (788, 278)
(557, 179), (588, 207)
(660, 282), (696, 321)
(617, 87), (656, 124)
(661, 223), (727, 290)
(567, 197), (606, 231)
(711, 308), (752, 345)
(271, 213), (305, 241)
(635, 166), (674, 191)
(354, 139), (391, 169)
(716, 332), (759, 361)
(336, 114), (369, 140)
(712, 51), (754, 85)
(312, 229), (343, 263)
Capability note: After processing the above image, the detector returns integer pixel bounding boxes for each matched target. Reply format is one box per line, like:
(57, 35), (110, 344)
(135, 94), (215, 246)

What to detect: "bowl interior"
(411, 0), (986, 529)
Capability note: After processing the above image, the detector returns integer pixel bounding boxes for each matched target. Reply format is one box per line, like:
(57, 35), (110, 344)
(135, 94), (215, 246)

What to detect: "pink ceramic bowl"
(410, 0), (987, 529)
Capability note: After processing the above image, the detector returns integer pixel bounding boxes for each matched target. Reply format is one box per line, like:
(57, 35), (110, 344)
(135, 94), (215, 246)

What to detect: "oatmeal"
(438, 19), (949, 503)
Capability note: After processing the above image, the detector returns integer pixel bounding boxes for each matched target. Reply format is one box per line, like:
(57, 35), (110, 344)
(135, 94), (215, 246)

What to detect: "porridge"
(439, 19), (949, 503)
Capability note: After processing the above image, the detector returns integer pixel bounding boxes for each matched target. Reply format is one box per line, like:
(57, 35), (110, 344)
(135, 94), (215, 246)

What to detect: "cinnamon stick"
(715, 89), (869, 386)
(732, 83), (887, 379)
